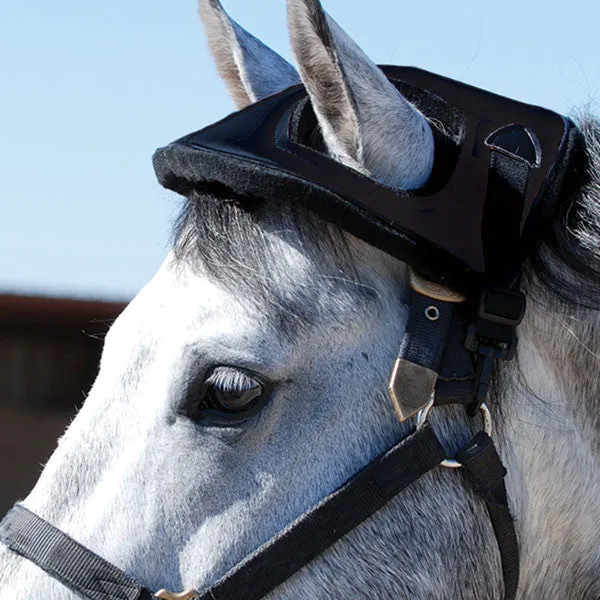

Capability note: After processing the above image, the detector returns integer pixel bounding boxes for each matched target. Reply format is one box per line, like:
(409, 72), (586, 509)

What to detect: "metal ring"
(416, 397), (493, 469)
(425, 305), (440, 321)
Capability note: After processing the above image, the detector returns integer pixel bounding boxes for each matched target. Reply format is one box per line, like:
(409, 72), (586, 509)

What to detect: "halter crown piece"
(0, 67), (581, 600)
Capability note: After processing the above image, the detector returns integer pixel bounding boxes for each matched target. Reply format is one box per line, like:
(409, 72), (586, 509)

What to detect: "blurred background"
(0, 0), (598, 514)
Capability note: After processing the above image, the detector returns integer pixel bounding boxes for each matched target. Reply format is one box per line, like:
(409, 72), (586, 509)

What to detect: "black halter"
(0, 66), (581, 599)
(0, 428), (516, 600)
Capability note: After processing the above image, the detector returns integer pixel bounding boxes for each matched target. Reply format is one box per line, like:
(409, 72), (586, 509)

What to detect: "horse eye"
(186, 366), (266, 424)
(205, 380), (263, 413)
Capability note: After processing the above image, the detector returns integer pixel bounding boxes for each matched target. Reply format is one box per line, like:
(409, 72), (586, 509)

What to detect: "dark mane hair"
(172, 183), (380, 329)
(528, 116), (600, 308)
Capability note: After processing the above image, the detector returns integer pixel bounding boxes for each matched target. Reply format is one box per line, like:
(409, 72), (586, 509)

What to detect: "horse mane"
(529, 115), (600, 309)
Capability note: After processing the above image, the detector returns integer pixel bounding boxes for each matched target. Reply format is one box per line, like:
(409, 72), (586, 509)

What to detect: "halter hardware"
(464, 288), (526, 414)
(388, 269), (468, 422)
(155, 590), (200, 600)
(407, 269), (467, 303)
(416, 397), (493, 469)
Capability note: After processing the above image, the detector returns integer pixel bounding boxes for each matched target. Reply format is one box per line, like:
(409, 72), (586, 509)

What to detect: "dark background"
(0, 295), (126, 516)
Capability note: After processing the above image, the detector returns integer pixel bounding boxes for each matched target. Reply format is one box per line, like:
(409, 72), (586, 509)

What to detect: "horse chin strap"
(0, 271), (522, 600)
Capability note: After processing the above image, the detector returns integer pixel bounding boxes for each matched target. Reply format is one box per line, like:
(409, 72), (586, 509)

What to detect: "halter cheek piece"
(0, 66), (581, 600)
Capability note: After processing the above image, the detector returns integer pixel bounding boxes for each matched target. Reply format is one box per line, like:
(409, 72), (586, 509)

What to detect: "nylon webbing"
(457, 432), (520, 600)
(483, 146), (530, 278)
(0, 505), (155, 600)
(389, 289), (459, 419)
(0, 426), (445, 600)
(197, 424), (445, 600)
(400, 291), (456, 371)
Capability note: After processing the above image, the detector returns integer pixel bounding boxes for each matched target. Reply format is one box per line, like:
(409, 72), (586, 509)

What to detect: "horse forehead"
(115, 252), (388, 363)
(130, 255), (252, 331)
(116, 256), (278, 350)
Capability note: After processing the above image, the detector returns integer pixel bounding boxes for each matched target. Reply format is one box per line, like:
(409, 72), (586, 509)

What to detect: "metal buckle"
(387, 269), (467, 422)
(416, 396), (492, 469)
(154, 590), (200, 600)
(408, 269), (467, 303)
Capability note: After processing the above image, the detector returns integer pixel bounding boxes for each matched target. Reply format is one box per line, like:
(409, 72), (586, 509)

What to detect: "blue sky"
(1, 0), (598, 300)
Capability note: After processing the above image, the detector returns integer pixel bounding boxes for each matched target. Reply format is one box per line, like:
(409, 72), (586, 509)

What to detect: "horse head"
(1, 1), (600, 598)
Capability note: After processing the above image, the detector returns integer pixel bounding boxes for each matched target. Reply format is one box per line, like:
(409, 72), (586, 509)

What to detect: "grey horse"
(1, 0), (600, 598)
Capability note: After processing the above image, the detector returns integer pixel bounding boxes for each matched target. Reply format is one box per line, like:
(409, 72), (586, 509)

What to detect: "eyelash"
(204, 368), (260, 397)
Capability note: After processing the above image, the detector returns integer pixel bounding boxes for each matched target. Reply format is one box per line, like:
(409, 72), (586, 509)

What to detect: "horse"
(2, 0), (600, 598)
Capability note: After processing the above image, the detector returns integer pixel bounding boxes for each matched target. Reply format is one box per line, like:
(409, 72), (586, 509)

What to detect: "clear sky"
(1, 0), (598, 300)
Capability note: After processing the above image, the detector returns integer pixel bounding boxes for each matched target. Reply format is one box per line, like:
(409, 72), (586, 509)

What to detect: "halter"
(0, 66), (582, 600)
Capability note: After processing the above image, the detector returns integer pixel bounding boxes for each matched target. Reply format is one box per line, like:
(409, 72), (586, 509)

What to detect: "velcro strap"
(482, 143), (530, 278)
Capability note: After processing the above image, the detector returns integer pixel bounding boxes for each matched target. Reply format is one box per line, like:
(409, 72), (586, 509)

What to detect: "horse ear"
(287, 0), (434, 190)
(199, 0), (301, 109)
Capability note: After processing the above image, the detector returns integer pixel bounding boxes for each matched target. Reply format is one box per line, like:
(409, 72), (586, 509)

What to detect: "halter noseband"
(0, 66), (582, 600)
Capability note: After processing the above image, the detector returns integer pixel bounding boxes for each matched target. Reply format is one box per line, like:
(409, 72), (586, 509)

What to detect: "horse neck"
(502, 283), (600, 598)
